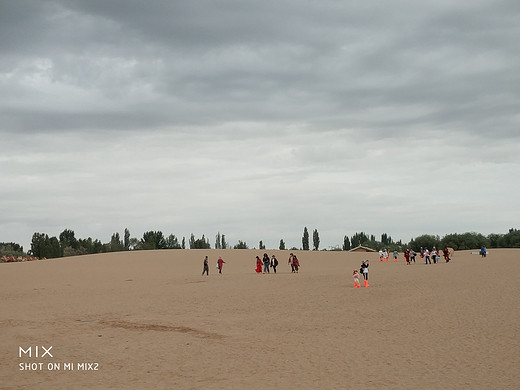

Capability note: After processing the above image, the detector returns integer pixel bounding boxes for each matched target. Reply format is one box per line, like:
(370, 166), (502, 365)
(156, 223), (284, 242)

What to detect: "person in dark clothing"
(262, 253), (270, 273)
(360, 260), (369, 287)
(271, 255), (279, 273)
(202, 256), (209, 276)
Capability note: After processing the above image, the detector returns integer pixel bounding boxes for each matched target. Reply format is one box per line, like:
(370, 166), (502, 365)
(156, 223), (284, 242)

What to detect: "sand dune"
(1, 248), (519, 389)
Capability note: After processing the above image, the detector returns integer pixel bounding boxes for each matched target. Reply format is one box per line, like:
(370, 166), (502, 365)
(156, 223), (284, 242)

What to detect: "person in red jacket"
(255, 256), (262, 273)
(217, 256), (225, 274)
(292, 255), (300, 273)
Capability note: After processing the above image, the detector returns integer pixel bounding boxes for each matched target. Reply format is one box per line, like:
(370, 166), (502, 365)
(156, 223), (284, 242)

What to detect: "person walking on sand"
(217, 256), (225, 274)
(263, 253), (270, 273)
(443, 247), (451, 262)
(424, 248), (431, 264)
(271, 255), (279, 274)
(410, 249), (416, 263)
(353, 269), (361, 288)
(393, 250), (398, 262)
(480, 246), (487, 258)
(288, 253), (295, 273)
(360, 260), (369, 287)
(202, 255), (209, 276)
(292, 255), (300, 273)
(404, 249), (410, 265)
(255, 256), (263, 273)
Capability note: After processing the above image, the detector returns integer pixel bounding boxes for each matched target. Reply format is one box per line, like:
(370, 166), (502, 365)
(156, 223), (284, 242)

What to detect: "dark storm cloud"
(2, 0), (519, 137)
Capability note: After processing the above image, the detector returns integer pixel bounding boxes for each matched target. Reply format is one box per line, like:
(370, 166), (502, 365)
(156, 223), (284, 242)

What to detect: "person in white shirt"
(431, 248), (438, 264)
(424, 249), (431, 264)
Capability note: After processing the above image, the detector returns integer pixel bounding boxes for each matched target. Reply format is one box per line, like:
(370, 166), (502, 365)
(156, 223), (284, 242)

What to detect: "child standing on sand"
(360, 260), (369, 287)
(353, 269), (361, 288)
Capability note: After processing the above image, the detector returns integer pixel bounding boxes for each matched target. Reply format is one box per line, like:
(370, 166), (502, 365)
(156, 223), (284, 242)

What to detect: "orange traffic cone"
(394, 258), (398, 262)
(364, 279), (370, 287)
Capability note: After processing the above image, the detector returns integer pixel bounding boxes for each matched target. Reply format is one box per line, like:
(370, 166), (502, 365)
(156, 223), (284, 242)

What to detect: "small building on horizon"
(349, 245), (377, 253)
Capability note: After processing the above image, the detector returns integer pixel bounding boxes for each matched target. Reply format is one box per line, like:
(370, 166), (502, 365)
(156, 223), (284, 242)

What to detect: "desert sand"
(1, 248), (519, 390)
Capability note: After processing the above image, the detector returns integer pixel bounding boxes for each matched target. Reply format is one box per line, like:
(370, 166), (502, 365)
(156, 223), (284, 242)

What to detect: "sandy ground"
(1, 248), (519, 390)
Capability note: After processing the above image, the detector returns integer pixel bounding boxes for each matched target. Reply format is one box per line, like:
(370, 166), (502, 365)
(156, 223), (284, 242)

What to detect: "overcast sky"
(1, 0), (519, 251)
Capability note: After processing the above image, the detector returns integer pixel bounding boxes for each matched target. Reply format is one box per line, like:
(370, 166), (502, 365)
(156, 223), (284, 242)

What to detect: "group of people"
(202, 253), (301, 275)
(255, 253), (278, 273)
(202, 255), (226, 275)
(378, 249), (399, 262)
(379, 247), (452, 265)
(403, 249), (417, 264)
(256, 252), (299, 274)
(418, 247), (451, 264)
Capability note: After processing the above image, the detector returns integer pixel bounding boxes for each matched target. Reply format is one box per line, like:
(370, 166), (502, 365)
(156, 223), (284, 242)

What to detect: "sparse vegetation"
(1, 228), (518, 262)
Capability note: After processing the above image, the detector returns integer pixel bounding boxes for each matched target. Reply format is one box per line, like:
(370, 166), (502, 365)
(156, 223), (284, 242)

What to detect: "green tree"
(190, 234), (210, 249)
(59, 229), (78, 250)
(302, 227), (310, 251)
(93, 239), (104, 253)
(342, 236), (351, 250)
(439, 232), (488, 250)
(221, 234), (227, 249)
(141, 231), (166, 250)
(63, 246), (87, 257)
(78, 237), (92, 254)
(0, 242), (24, 257)
(381, 233), (393, 246)
(234, 240), (248, 249)
(487, 233), (501, 248)
(31, 232), (47, 258)
(279, 239), (286, 250)
(165, 234), (182, 249)
(500, 228), (520, 248)
(128, 237), (140, 250)
(350, 232), (369, 248)
(313, 229), (320, 250)
(109, 232), (125, 252)
(215, 232), (222, 249)
(409, 234), (440, 251)
(124, 228), (130, 250)
(48, 236), (62, 258)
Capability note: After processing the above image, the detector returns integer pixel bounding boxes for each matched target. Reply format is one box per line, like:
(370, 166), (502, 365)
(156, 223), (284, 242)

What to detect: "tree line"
(1, 227), (519, 260)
